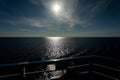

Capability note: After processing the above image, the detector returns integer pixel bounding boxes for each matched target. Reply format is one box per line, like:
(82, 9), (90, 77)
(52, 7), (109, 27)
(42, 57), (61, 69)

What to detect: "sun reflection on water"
(45, 37), (65, 58)
(47, 37), (65, 41)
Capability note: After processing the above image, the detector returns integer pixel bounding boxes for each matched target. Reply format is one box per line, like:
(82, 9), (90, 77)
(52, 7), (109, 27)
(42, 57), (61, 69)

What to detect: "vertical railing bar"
(22, 67), (26, 77)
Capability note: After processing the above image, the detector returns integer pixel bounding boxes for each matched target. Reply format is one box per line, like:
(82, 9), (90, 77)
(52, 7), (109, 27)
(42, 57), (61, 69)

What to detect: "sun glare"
(47, 37), (64, 40)
(52, 3), (61, 15)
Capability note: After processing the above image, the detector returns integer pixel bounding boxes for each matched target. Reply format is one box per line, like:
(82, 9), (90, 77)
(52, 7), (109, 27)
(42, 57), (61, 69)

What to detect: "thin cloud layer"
(27, 0), (112, 30)
(0, 0), (112, 31)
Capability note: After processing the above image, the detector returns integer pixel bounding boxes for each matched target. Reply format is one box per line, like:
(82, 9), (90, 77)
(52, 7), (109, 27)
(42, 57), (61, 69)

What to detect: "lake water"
(0, 37), (120, 64)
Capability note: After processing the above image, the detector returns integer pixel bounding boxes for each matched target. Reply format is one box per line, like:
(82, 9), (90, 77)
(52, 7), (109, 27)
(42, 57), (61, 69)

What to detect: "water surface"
(0, 37), (120, 64)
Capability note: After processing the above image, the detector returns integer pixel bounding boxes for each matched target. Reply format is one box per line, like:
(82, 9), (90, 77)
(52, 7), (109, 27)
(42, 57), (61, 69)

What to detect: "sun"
(52, 3), (61, 15)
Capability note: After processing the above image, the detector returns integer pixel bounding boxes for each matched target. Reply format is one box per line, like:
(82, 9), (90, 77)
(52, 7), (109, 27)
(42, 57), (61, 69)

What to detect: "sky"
(0, 0), (120, 37)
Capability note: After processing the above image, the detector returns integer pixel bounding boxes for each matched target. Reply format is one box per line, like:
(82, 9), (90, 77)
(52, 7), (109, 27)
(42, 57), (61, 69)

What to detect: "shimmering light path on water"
(0, 37), (120, 64)
(46, 37), (66, 58)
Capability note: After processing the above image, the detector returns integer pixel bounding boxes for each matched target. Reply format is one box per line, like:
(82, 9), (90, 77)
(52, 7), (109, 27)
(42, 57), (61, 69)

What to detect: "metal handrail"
(68, 64), (89, 69)
(0, 55), (119, 67)
(0, 55), (120, 79)
(93, 63), (120, 72)
(93, 71), (119, 80)
(0, 55), (92, 78)
(0, 74), (20, 78)
(0, 55), (94, 67)
(0, 64), (89, 78)
(95, 55), (120, 62)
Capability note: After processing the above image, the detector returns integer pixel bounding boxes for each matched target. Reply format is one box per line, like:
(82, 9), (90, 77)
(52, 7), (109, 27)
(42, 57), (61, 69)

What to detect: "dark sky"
(0, 0), (120, 37)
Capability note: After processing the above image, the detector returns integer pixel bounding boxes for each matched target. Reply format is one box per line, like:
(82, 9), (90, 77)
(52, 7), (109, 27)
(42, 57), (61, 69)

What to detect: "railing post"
(22, 66), (26, 77)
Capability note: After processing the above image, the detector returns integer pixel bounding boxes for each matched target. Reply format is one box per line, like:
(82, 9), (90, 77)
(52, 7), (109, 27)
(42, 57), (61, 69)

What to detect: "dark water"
(0, 37), (120, 64)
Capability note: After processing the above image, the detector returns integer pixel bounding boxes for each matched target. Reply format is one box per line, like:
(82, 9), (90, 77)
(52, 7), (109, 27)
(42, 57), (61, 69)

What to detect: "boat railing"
(0, 55), (120, 80)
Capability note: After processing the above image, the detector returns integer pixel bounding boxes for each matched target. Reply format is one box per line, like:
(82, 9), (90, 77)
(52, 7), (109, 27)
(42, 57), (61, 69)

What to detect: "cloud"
(28, 0), (41, 5)
(0, 0), (112, 32)
(18, 28), (31, 32)
(23, 18), (46, 28)
(28, 0), (84, 30)
(89, 0), (112, 18)
(41, 0), (112, 30)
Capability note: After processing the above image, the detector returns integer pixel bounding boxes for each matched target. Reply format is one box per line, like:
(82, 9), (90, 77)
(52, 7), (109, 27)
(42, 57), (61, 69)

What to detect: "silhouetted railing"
(0, 55), (120, 80)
